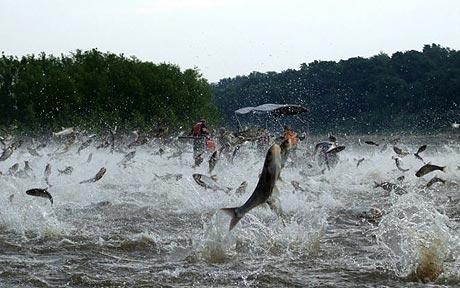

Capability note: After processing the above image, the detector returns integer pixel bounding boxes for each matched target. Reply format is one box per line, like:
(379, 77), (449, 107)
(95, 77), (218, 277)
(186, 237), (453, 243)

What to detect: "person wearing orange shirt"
(282, 126), (297, 148)
(190, 119), (209, 165)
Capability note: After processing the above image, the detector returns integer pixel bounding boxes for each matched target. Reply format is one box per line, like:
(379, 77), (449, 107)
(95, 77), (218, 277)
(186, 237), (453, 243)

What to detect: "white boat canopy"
(234, 103), (308, 116)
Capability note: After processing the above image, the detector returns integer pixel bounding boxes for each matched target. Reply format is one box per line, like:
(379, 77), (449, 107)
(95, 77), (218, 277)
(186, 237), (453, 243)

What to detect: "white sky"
(1, 0), (459, 82)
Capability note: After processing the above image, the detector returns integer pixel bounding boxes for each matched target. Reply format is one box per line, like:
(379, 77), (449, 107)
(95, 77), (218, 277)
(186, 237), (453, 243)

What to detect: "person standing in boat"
(190, 119), (210, 165)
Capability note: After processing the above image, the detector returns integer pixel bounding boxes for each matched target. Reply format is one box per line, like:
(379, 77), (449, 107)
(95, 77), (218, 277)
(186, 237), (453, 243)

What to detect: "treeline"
(213, 44), (460, 133)
(0, 49), (219, 132)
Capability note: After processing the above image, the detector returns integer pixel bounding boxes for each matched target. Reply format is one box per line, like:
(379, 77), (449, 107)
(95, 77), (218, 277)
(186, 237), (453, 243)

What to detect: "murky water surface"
(0, 134), (459, 287)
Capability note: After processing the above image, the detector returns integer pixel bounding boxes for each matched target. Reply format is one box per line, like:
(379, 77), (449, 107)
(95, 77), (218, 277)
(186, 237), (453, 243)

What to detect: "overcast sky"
(1, 0), (459, 82)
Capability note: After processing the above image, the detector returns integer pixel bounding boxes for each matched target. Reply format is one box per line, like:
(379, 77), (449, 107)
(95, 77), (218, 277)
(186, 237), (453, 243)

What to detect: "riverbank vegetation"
(0, 49), (219, 132)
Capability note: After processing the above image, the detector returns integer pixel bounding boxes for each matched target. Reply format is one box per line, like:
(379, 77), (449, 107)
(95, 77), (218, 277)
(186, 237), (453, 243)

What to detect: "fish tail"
(442, 166), (447, 173)
(49, 197), (53, 205)
(373, 181), (380, 188)
(221, 207), (243, 230)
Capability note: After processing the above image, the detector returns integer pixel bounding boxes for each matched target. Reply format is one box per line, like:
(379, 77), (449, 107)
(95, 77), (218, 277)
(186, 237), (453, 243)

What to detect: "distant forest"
(0, 49), (219, 132)
(213, 44), (460, 133)
(0, 44), (459, 134)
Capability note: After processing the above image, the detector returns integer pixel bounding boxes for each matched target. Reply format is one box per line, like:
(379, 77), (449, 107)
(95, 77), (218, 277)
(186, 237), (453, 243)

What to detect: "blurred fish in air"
(364, 141), (379, 146)
(118, 151), (136, 167)
(396, 175), (405, 182)
(7, 163), (19, 176)
(291, 180), (306, 192)
(393, 146), (409, 157)
(194, 153), (204, 167)
(235, 181), (248, 195)
(356, 158), (365, 168)
(374, 181), (407, 195)
(192, 174), (232, 193)
(393, 157), (409, 172)
(414, 144), (427, 162)
(426, 176), (446, 188)
(154, 173), (183, 181)
(58, 166), (74, 175)
(87, 153), (93, 163)
(0, 147), (14, 161)
(52, 127), (74, 137)
(80, 167), (107, 184)
(208, 151), (219, 174)
(78, 139), (93, 154)
(44, 163), (52, 187)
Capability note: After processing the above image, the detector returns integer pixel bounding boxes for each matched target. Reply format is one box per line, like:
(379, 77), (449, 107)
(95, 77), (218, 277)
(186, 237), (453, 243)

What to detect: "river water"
(0, 134), (459, 287)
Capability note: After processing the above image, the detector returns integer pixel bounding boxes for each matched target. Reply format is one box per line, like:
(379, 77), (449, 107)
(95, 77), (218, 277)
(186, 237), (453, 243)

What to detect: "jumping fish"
(414, 144), (427, 162)
(194, 153), (204, 167)
(426, 176), (446, 188)
(230, 145), (240, 163)
(154, 173), (183, 181)
(192, 174), (231, 193)
(291, 180), (306, 192)
(52, 127), (74, 137)
(44, 163), (52, 187)
(208, 151), (219, 174)
(7, 163), (19, 176)
(80, 167), (107, 184)
(24, 161), (33, 172)
(87, 153), (93, 163)
(26, 188), (53, 204)
(78, 139), (93, 154)
(58, 166), (74, 175)
(118, 151), (136, 167)
(415, 163), (446, 177)
(415, 145), (427, 155)
(235, 181), (248, 195)
(221, 144), (282, 230)
(0, 147), (13, 161)
(393, 157), (409, 172)
(374, 181), (407, 195)
(364, 141), (379, 146)
(393, 146), (409, 157)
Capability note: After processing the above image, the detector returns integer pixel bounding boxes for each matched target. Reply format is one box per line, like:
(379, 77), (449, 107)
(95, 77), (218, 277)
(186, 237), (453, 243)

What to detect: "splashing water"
(0, 134), (459, 287)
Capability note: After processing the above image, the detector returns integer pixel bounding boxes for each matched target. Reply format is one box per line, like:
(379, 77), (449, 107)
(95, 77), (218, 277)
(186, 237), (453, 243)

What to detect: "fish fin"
(221, 208), (243, 230)
(266, 196), (283, 217)
(210, 175), (218, 181)
(278, 175), (285, 183)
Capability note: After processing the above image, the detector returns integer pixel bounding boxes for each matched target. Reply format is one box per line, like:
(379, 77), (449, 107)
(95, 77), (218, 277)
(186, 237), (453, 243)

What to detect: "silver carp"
(80, 167), (107, 184)
(192, 174), (231, 193)
(26, 188), (53, 204)
(221, 144), (282, 230)
(416, 163), (446, 177)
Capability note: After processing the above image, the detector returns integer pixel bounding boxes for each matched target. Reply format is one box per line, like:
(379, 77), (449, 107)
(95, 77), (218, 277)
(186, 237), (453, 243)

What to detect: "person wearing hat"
(191, 119), (209, 137)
